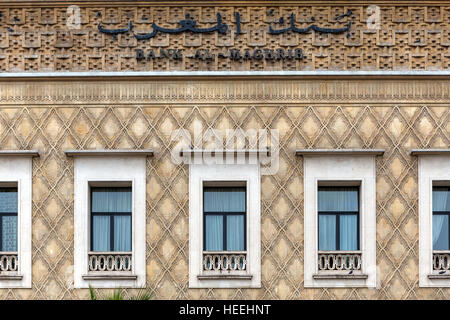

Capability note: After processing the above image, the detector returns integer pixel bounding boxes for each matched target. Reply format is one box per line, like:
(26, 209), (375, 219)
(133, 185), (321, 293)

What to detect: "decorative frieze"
(1, 78), (450, 105)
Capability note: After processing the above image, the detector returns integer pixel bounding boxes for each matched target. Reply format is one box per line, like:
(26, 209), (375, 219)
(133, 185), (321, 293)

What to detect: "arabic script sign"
(98, 10), (353, 62)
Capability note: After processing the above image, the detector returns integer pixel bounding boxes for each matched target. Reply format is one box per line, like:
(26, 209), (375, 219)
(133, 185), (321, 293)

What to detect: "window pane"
(92, 215), (110, 251)
(114, 215), (131, 252)
(340, 214), (358, 250)
(226, 215), (245, 251)
(92, 187), (132, 213)
(433, 187), (450, 212)
(433, 214), (449, 250)
(205, 215), (223, 251)
(2, 215), (17, 252)
(204, 187), (245, 212)
(0, 188), (17, 213)
(319, 214), (336, 251)
(318, 187), (358, 212)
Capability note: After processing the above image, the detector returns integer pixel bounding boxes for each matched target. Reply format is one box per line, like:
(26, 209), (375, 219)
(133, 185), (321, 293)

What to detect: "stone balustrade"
(88, 252), (132, 272)
(433, 251), (450, 271)
(203, 251), (247, 272)
(0, 252), (18, 272)
(318, 251), (362, 272)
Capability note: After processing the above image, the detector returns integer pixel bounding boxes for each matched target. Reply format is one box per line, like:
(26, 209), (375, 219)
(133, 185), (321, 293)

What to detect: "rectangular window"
(318, 186), (359, 251)
(203, 187), (246, 252)
(91, 187), (132, 252)
(433, 186), (450, 250)
(0, 188), (18, 252)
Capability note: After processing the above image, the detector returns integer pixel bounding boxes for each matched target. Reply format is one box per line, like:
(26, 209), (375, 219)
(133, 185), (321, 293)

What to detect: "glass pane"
(205, 215), (223, 251)
(433, 187), (450, 212)
(340, 214), (358, 250)
(91, 187), (132, 213)
(319, 214), (336, 251)
(114, 215), (131, 252)
(226, 215), (245, 251)
(318, 187), (358, 212)
(0, 188), (17, 213)
(92, 215), (110, 251)
(433, 214), (449, 250)
(204, 187), (245, 213)
(2, 215), (17, 252)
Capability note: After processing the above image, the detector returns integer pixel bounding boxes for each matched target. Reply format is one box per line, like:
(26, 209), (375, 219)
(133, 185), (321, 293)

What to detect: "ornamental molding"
(2, 79), (450, 105)
(64, 149), (154, 156)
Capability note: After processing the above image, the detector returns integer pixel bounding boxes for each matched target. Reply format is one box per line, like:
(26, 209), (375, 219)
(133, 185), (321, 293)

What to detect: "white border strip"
(2, 70), (450, 78)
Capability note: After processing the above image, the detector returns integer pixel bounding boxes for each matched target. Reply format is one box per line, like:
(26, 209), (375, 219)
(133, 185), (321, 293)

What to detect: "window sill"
(197, 274), (253, 280)
(428, 274), (450, 279)
(313, 273), (368, 280)
(82, 273), (137, 281)
(0, 274), (23, 280)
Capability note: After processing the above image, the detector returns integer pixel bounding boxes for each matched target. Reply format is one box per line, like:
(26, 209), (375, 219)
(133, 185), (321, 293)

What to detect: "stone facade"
(0, 1), (450, 72)
(0, 0), (448, 299)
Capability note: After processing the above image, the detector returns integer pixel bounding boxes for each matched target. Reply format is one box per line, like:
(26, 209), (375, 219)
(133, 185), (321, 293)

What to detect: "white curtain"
(114, 216), (131, 251)
(92, 215), (110, 251)
(227, 215), (245, 251)
(340, 215), (358, 250)
(432, 188), (450, 250)
(432, 215), (448, 250)
(318, 187), (358, 212)
(205, 215), (223, 251)
(204, 187), (245, 212)
(319, 215), (336, 251)
(433, 187), (450, 211)
(204, 187), (246, 251)
(92, 187), (132, 213)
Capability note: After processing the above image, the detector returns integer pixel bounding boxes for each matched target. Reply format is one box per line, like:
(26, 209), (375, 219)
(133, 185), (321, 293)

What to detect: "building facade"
(0, 0), (449, 299)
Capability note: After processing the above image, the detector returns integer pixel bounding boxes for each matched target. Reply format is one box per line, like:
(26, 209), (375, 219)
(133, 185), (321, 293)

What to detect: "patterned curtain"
(0, 189), (17, 252)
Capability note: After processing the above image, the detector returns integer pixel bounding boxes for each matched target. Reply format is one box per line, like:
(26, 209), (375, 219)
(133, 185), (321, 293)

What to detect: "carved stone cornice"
(2, 1), (450, 7)
(1, 79), (450, 106)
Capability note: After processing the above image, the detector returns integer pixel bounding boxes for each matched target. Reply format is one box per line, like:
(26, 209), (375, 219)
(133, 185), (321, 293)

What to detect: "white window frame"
(300, 150), (380, 288)
(189, 162), (261, 288)
(416, 151), (450, 287)
(70, 152), (148, 288)
(0, 153), (35, 288)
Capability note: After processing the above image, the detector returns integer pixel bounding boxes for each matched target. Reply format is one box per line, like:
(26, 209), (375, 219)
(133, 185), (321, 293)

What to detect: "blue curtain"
(433, 215), (448, 250)
(433, 187), (450, 212)
(2, 216), (17, 252)
(0, 189), (18, 213)
(204, 187), (245, 212)
(319, 214), (336, 250)
(91, 187), (132, 252)
(92, 187), (132, 212)
(227, 215), (245, 251)
(114, 216), (131, 251)
(205, 215), (223, 251)
(318, 187), (358, 212)
(432, 188), (450, 250)
(0, 189), (17, 252)
(340, 214), (358, 250)
(92, 215), (110, 251)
